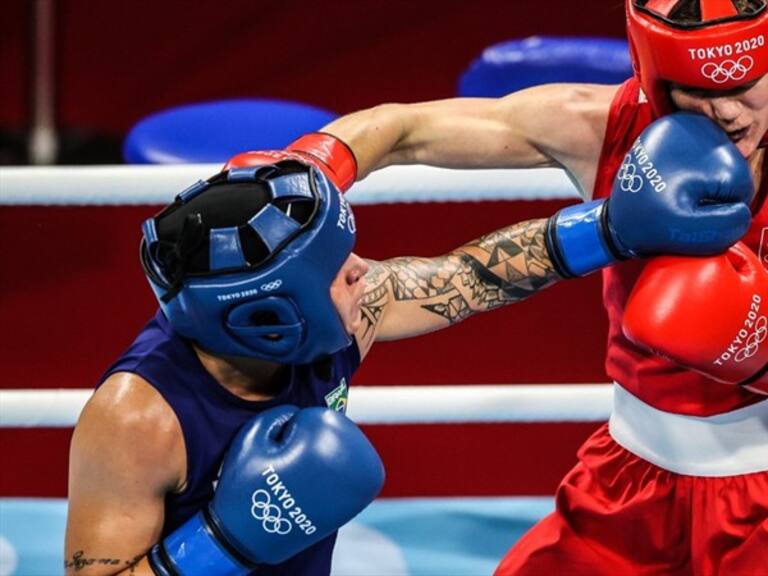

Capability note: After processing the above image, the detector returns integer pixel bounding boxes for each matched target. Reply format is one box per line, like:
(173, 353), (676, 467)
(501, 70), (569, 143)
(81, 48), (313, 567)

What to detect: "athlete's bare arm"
(324, 83), (617, 196)
(65, 374), (186, 575)
(355, 218), (558, 357)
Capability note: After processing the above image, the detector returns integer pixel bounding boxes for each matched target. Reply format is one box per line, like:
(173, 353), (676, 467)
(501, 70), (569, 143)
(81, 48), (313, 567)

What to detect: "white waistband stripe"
(609, 383), (768, 477)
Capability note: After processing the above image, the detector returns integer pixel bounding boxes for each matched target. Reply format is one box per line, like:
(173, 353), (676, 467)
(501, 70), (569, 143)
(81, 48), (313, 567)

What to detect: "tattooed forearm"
(361, 253), (469, 336)
(357, 263), (394, 348)
(361, 219), (559, 335)
(360, 281), (387, 341)
(64, 550), (143, 573)
(459, 218), (558, 308)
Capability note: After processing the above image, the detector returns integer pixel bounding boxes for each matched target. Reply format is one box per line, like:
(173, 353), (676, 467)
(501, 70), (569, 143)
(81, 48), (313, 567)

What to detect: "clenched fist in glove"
(225, 133), (357, 191)
(546, 112), (754, 277)
(623, 242), (768, 395)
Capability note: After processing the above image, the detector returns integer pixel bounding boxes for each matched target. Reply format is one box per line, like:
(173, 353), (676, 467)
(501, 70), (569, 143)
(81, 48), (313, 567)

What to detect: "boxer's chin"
(731, 125), (762, 158)
(734, 139), (755, 158)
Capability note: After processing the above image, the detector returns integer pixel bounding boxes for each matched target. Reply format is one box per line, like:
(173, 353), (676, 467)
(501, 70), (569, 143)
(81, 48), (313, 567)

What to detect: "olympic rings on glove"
(735, 315), (768, 363)
(617, 154), (644, 194)
(251, 489), (293, 535)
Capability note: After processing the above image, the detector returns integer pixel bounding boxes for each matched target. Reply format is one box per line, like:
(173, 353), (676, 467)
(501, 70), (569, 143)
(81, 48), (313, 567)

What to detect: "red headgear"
(626, 0), (768, 117)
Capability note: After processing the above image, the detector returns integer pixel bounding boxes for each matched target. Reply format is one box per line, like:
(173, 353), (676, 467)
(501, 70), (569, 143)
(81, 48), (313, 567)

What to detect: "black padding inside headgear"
(155, 181), (273, 276)
(149, 162), (319, 301)
(640, 0), (764, 23)
(668, 0), (702, 22)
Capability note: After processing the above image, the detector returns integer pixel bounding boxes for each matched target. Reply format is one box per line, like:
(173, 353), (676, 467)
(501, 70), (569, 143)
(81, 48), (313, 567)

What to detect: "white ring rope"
(3, 166), (594, 428)
(0, 385), (612, 427)
(0, 165), (582, 205)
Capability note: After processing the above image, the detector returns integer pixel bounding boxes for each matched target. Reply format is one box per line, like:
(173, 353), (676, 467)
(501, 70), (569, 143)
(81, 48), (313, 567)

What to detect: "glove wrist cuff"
(600, 199), (634, 259)
(154, 510), (252, 576)
(286, 132), (358, 191)
(546, 200), (619, 277)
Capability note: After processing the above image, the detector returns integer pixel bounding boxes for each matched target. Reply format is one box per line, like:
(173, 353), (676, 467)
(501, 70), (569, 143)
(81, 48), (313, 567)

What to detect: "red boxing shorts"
(495, 423), (768, 575)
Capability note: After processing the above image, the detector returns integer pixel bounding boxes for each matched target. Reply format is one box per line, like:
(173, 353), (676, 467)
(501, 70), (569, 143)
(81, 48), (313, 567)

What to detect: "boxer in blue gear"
(66, 118), (752, 575)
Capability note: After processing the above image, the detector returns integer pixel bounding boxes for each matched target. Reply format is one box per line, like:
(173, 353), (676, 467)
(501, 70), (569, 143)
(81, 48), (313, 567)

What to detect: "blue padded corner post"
(123, 99), (338, 164)
(458, 36), (632, 98)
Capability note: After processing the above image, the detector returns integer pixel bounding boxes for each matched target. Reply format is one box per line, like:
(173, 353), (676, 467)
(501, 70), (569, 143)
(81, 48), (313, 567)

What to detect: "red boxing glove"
(623, 242), (768, 395)
(223, 149), (305, 170)
(224, 133), (357, 192)
(286, 133), (357, 192)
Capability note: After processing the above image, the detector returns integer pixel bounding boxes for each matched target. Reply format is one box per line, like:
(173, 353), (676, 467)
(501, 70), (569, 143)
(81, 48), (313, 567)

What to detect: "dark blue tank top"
(99, 310), (360, 575)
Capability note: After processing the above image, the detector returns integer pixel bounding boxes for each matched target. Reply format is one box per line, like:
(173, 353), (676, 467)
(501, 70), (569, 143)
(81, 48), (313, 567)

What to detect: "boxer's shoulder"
(89, 372), (178, 432)
(505, 82), (618, 194)
(78, 373), (186, 491)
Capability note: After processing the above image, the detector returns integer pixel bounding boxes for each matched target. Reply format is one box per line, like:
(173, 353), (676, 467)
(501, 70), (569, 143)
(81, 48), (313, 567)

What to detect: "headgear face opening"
(140, 162), (356, 364)
(627, 0), (768, 116)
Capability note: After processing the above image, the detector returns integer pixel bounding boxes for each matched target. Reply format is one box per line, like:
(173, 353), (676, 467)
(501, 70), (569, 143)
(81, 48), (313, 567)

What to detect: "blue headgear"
(140, 162), (356, 364)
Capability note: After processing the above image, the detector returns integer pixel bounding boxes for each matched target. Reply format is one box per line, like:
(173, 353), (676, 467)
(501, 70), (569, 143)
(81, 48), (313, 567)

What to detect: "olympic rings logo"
(251, 489), (292, 535)
(617, 154), (643, 194)
(260, 279), (283, 292)
(700, 56), (754, 84)
(734, 315), (768, 362)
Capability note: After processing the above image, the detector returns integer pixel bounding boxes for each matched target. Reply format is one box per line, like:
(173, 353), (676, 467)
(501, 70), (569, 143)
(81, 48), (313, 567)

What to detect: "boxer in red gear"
(302, 0), (768, 573)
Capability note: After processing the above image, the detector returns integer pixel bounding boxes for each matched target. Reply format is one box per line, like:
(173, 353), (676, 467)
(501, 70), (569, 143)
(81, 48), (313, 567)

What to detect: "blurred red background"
(0, 0), (627, 143)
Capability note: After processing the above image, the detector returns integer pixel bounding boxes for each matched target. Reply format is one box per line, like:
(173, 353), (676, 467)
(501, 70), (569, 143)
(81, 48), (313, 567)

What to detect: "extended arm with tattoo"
(356, 219), (560, 352)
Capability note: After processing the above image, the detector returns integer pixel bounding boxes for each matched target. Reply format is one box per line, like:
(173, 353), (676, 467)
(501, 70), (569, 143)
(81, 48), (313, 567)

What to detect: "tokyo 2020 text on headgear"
(140, 161), (356, 364)
(627, 0), (768, 116)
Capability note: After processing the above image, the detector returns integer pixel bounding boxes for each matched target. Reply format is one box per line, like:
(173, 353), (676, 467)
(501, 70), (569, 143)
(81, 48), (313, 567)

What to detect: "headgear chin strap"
(140, 162), (356, 364)
(627, 0), (768, 127)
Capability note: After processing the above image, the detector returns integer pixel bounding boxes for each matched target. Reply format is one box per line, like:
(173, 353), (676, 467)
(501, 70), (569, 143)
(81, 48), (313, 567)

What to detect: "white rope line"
(347, 384), (612, 424)
(0, 385), (612, 427)
(0, 165), (582, 205)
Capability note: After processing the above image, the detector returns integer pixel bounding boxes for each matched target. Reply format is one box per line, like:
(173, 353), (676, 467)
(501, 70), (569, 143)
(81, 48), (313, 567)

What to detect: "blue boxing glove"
(546, 112), (754, 277)
(148, 405), (385, 575)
